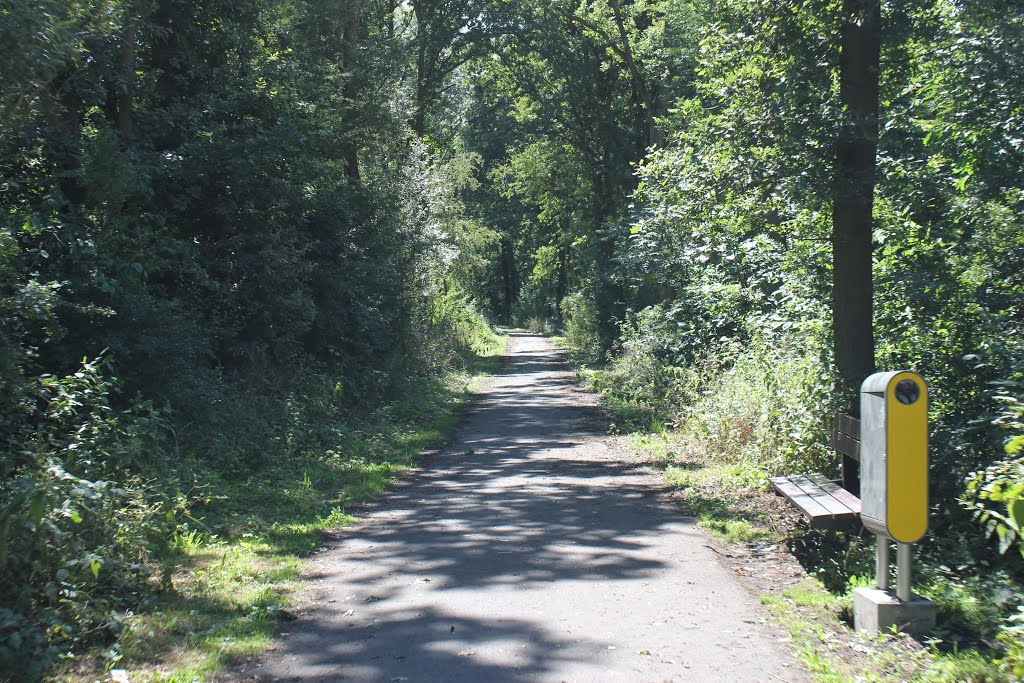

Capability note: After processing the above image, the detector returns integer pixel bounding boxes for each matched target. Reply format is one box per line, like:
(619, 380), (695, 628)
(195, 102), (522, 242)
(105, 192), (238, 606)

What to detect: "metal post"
(876, 535), (889, 590)
(897, 542), (913, 601)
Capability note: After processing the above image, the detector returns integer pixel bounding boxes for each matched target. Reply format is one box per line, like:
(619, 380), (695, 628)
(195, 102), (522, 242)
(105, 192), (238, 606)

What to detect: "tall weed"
(680, 333), (836, 479)
(591, 306), (835, 480)
(560, 292), (602, 363)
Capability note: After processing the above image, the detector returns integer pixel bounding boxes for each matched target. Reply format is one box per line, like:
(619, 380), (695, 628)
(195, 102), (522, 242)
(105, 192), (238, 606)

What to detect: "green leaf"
(90, 558), (102, 579)
(29, 490), (46, 525)
(1009, 499), (1024, 529)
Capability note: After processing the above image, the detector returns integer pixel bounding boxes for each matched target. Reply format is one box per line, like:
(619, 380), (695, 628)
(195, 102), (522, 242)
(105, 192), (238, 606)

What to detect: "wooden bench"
(769, 413), (862, 530)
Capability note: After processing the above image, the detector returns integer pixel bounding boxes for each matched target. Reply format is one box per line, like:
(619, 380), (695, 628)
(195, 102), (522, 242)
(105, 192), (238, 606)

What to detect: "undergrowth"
(38, 326), (507, 682)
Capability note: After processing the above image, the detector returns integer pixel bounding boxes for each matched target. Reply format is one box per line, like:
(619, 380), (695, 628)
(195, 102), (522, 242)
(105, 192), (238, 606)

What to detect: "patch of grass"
(760, 581), (851, 681)
(583, 368), (666, 433)
(629, 434), (780, 543)
(52, 334), (508, 683)
(631, 432), (676, 467)
(701, 517), (778, 544)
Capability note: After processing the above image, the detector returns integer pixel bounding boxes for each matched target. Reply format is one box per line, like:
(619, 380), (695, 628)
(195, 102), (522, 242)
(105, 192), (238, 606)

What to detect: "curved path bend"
(252, 333), (808, 682)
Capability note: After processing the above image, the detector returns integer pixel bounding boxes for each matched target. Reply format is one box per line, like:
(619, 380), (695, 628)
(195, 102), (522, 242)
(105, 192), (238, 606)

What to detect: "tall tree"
(832, 0), (881, 403)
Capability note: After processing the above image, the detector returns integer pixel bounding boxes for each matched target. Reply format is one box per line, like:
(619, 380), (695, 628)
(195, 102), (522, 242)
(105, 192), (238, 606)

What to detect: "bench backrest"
(831, 412), (861, 495)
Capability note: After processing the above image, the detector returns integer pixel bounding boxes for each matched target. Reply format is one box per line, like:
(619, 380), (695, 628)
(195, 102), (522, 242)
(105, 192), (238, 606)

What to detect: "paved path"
(253, 334), (808, 682)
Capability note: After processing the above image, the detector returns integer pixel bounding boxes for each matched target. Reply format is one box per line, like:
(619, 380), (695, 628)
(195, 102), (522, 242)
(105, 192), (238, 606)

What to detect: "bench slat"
(770, 473), (861, 530)
(805, 472), (862, 515)
(772, 414), (863, 531)
(830, 430), (861, 461)
(835, 412), (860, 439)
(788, 474), (854, 516)
(769, 476), (834, 519)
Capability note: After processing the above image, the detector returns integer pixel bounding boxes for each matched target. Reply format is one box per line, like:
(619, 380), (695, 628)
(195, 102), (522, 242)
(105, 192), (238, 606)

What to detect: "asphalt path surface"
(251, 333), (809, 682)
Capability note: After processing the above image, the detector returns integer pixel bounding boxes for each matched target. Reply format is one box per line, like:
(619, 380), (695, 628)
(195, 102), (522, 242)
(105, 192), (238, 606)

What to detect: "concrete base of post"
(853, 587), (937, 635)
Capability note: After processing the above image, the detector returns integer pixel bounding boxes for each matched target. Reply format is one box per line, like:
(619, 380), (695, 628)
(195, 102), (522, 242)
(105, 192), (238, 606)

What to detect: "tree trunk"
(606, 0), (657, 150)
(593, 159), (619, 345)
(343, 0), (364, 180)
(414, 38), (428, 136)
(555, 245), (569, 320)
(501, 238), (517, 322)
(832, 0), (880, 409)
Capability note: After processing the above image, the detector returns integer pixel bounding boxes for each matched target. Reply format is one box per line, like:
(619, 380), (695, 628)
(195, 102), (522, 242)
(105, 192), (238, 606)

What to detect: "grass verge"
(53, 334), (508, 683)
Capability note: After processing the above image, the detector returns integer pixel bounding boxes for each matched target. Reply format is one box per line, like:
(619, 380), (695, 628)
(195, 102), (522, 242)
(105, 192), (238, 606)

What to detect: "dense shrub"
(421, 290), (503, 373)
(0, 0), (504, 675)
(963, 385), (1024, 559)
(559, 292), (602, 364)
(679, 335), (836, 479)
(591, 305), (835, 480)
(0, 360), (183, 678)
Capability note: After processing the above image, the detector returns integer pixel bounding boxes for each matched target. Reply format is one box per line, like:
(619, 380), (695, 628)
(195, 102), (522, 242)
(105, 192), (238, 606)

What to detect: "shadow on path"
(253, 333), (808, 682)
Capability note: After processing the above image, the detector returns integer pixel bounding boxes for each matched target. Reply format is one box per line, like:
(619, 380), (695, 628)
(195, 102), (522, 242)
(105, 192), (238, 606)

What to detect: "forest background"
(1, 0), (1022, 680)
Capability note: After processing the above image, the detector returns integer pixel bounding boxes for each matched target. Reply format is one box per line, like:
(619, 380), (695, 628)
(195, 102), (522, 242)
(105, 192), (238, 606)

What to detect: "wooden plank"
(788, 474), (852, 516)
(771, 415), (862, 529)
(770, 473), (861, 531)
(831, 430), (861, 461)
(806, 473), (862, 515)
(835, 412), (860, 439)
(808, 512), (859, 531)
(769, 476), (833, 519)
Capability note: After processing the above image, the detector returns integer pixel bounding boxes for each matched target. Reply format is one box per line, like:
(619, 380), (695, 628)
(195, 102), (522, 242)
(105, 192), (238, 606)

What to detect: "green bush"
(963, 388), (1024, 559)
(998, 607), (1024, 680)
(590, 304), (836, 479)
(560, 292), (602, 363)
(0, 359), (185, 678)
(585, 305), (705, 430)
(419, 289), (502, 373)
(677, 329), (835, 479)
